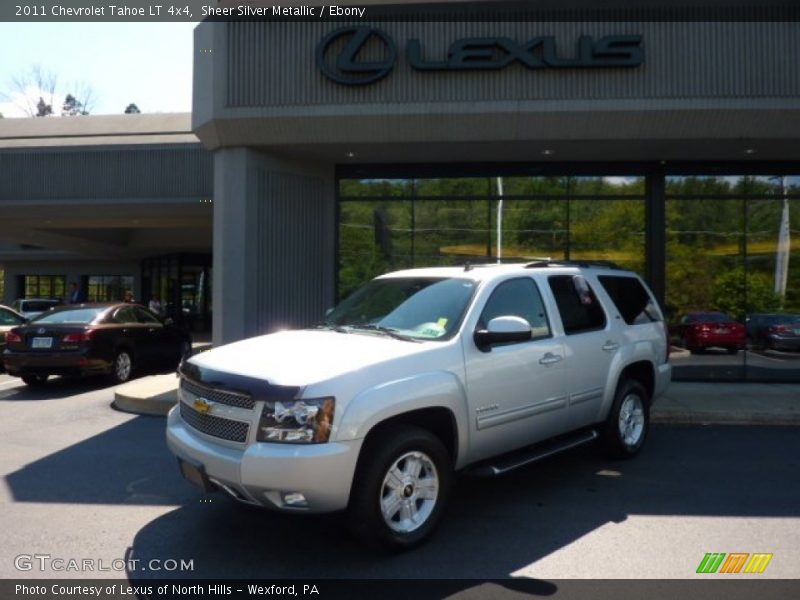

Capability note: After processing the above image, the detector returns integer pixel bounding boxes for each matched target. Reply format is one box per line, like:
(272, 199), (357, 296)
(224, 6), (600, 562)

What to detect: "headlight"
(257, 397), (335, 443)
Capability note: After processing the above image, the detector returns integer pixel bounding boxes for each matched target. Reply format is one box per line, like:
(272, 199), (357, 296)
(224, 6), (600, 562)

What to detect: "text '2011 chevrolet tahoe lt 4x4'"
(167, 261), (671, 550)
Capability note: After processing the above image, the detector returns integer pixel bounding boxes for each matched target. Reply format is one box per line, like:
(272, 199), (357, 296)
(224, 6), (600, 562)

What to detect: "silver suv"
(167, 261), (671, 549)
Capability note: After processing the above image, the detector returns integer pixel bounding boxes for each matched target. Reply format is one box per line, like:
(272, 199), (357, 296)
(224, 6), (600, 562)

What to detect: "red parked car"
(677, 312), (745, 354)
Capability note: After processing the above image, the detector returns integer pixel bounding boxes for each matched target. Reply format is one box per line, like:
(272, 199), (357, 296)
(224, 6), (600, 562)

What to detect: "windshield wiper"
(348, 324), (420, 342)
(314, 323), (350, 333)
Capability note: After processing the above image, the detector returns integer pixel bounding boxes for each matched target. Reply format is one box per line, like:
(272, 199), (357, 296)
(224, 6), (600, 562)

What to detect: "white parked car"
(12, 298), (61, 320)
(167, 261), (671, 549)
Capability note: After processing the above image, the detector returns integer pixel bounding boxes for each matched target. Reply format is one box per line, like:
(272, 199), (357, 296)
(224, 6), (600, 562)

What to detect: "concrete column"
(212, 148), (335, 346)
(1, 268), (14, 305)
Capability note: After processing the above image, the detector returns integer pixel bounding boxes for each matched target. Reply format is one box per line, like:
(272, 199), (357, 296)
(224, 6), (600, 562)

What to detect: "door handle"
(539, 353), (563, 366)
(602, 341), (620, 352)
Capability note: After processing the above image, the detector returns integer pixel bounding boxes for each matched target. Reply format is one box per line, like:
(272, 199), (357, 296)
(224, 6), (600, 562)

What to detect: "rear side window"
(111, 307), (138, 324)
(598, 276), (662, 325)
(548, 275), (606, 334)
(134, 308), (160, 324)
(22, 300), (58, 312)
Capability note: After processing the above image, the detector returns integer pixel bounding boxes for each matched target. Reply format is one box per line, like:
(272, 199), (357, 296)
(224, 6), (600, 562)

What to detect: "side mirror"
(474, 316), (532, 350)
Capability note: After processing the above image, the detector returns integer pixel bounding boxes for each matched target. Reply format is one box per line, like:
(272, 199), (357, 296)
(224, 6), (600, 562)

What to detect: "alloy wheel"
(379, 450), (439, 534)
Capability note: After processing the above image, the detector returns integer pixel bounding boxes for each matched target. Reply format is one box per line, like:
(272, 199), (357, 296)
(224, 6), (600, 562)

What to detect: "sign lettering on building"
(316, 26), (644, 85)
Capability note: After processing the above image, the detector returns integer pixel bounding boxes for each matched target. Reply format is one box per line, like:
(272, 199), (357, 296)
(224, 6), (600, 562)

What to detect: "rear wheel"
(599, 379), (650, 459)
(348, 425), (452, 551)
(110, 350), (134, 384)
(21, 374), (48, 387)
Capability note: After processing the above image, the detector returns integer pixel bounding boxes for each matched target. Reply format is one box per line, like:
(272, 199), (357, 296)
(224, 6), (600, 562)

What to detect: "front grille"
(180, 378), (255, 410)
(180, 402), (250, 443)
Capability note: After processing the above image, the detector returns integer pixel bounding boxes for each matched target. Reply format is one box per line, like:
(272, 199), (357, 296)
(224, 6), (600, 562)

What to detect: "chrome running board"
(468, 429), (598, 477)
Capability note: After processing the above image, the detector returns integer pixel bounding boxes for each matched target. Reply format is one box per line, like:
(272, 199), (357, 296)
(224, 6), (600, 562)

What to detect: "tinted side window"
(480, 278), (551, 339)
(134, 308), (160, 324)
(548, 275), (606, 334)
(598, 275), (662, 325)
(112, 307), (138, 324)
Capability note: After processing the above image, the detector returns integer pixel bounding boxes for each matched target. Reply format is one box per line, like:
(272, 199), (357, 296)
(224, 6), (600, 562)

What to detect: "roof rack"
(524, 259), (624, 270)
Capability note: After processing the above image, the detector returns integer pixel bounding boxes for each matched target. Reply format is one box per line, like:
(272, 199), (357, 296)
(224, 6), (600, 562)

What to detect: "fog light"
(281, 492), (308, 507)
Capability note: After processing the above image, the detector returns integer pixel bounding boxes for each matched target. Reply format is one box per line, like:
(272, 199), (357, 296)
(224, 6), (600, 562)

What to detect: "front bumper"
(3, 349), (110, 377)
(766, 335), (800, 352)
(166, 406), (363, 513)
(691, 332), (745, 348)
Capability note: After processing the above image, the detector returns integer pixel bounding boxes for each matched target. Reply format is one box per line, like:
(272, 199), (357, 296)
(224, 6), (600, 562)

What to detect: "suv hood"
(188, 329), (434, 387)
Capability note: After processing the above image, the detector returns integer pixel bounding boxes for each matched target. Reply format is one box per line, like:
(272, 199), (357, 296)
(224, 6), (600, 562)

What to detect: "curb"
(112, 385), (178, 416)
(652, 411), (800, 426)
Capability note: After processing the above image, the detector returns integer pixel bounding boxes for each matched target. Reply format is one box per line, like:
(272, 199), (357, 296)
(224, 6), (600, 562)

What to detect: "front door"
(463, 277), (568, 463)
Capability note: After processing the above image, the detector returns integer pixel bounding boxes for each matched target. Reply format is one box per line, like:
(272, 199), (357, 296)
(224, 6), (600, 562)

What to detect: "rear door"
(110, 306), (147, 364)
(133, 307), (170, 364)
(547, 274), (618, 429)
(463, 276), (568, 462)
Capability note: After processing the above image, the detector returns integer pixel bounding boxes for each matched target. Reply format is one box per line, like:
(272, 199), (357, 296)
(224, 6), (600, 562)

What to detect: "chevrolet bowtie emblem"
(193, 397), (212, 414)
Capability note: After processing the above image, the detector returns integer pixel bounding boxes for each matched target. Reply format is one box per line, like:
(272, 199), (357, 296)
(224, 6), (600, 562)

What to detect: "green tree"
(711, 267), (781, 322)
(124, 103), (141, 114)
(61, 93), (88, 116)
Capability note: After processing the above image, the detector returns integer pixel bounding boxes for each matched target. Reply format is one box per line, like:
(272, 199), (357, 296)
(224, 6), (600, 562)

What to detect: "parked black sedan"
(2, 303), (192, 387)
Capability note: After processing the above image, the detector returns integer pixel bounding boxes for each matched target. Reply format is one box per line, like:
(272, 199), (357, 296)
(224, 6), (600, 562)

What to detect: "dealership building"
(1, 2), (799, 381)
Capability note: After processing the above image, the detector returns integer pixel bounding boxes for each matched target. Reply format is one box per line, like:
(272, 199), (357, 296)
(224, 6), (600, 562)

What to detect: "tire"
(110, 350), (134, 384)
(348, 425), (452, 551)
(726, 346), (738, 355)
(21, 374), (48, 387)
(599, 379), (650, 459)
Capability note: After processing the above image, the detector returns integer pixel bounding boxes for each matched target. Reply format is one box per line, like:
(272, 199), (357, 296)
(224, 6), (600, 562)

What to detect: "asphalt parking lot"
(1, 371), (799, 587)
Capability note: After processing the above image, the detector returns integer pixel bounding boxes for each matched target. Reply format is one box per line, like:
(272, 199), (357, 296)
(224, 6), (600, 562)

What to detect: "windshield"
(325, 277), (477, 341)
(692, 313), (733, 323)
(32, 308), (107, 324)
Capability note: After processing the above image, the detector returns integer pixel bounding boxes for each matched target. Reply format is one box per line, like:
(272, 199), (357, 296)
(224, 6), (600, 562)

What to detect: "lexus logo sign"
(316, 26), (643, 86)
(316, 26), (398, 85)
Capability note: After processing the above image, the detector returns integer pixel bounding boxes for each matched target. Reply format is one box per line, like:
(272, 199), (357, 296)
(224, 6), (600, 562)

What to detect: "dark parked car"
(0, 305), (28, 364)
(677, 312), (745, 354)
(746, 313), (800, 352)
(2, 303), (192, 387)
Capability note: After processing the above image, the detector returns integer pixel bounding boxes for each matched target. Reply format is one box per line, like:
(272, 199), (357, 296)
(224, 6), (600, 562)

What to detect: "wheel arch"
(617, 360), (655, 405)
(358, 407), (459, 465)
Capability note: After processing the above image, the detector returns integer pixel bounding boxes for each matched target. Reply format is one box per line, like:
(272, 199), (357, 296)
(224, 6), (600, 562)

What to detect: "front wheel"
(110, 350), (134, 384)
(599, 379), (650, 459)
(348, 425), (452, 551)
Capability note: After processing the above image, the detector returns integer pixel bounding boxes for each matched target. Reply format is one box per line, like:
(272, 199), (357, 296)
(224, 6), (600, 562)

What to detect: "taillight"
(62, 330), (95, 343)
(769, 325), (791, 334)
(6, 330), (22, 344)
